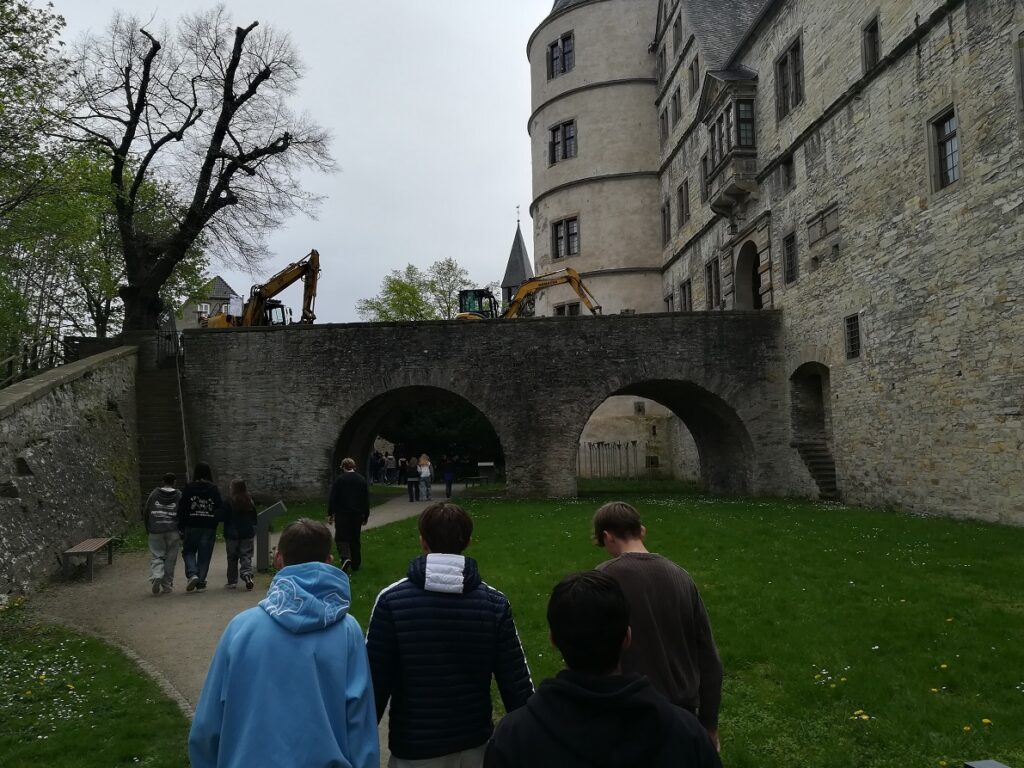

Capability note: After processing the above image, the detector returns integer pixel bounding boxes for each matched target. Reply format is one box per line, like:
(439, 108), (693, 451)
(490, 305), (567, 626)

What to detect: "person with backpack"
(143, 472), (182, 595)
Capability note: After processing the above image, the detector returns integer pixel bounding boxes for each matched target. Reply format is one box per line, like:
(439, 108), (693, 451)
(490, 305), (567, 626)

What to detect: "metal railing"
(0, 335), (63, 390)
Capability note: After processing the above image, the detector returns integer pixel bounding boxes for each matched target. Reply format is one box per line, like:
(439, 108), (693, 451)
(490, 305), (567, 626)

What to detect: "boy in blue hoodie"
(189, 518), (379, 768)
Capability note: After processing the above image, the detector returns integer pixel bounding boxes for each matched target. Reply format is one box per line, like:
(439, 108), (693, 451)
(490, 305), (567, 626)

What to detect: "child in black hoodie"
(222, 478), (258, 590)
(176, 461), (222, 593)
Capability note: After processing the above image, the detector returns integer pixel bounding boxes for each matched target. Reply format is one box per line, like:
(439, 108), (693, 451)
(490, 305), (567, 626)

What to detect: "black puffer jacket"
(366, 553), (533, 760)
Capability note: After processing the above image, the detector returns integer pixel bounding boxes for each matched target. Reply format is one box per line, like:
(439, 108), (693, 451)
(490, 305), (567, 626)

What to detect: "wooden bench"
(63, 537), (114, 581)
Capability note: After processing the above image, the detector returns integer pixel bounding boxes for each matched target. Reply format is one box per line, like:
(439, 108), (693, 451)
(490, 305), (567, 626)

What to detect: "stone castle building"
(526, 0), (1024, 519)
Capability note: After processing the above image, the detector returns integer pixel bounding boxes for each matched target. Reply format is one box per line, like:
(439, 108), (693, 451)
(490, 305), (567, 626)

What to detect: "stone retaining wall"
(0, 347), (140, 595)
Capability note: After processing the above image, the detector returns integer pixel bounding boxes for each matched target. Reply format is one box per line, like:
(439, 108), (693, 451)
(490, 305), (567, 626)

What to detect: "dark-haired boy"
(189, 518), (378, 768)
(593, 501), (723, 750)
(484, 571), (721, 768)
(176, 461), (222, 593)
(366, 502), (533, 767)
(143, 472), (181, 594)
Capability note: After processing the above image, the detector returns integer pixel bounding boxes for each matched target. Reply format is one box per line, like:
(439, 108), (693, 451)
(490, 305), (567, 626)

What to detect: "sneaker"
(186, 575), (199, 592)
(243, 575), (254, 591)
(195, 584), (207, 593)
(151, 579), (162, 595)
(225, 582), (237, 589)
(161, 583), (173, 594)
(340, 559), (352, 574)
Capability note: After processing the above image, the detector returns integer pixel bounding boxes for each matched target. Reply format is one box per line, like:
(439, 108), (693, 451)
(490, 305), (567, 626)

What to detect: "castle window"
(634, 401), (646, 415)
(657, 47), (666, 83)
(724, 104), (734, 151)
(554, 302), (581, 316)
(679, 279), (693, 311)
(780, 154), (795, 192)
(661, 200), (672, 245)
(736, 99), (756, 147)
(862, 17), (881, 72)
(548, 32), (575, 79)
(808, 204), (839, 245)
(688, 55), (700, 98)
(844, 314), (862, 359)
(700, 154), (709, 202)
(933, 108), (960, 189)
(660, 109), (669, 143)
(783, 233), (799, 284)
(665, 293), (675, 311)
(672, 15), (682, 53)
(552, 217), (579, 259)
(549, 120), (577, 164)
(704, 259), (721, 309)
(645, 455), (660, 469)
(671, 88), (681, 125)
(678, 179), (690, 228)
(775, 37), (804, 120)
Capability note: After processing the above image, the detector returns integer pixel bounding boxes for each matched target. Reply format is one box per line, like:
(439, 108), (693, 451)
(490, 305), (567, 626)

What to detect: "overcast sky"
(53, 0), (554, 322)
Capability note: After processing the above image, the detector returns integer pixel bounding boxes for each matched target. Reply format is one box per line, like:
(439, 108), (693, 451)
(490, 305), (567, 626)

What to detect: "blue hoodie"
(189, 562), (379, 768)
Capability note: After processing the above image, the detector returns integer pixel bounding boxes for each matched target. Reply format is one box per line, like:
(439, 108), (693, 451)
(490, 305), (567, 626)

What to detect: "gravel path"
(31, 488), (444, 765)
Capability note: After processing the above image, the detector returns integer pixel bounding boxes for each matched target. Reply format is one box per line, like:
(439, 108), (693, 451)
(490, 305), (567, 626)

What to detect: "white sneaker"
(186, 575), (199, 592)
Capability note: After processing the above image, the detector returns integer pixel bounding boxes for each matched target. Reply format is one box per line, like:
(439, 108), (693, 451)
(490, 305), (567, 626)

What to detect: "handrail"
(173, 334), (193, 483)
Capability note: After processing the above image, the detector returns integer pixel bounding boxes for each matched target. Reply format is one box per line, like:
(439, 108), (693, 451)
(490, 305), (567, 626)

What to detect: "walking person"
(593, 501), (723, 750)
(189, 519), (379, 768)
(404, 456), (421, 502)
(417, 453), (433, 501)
(143, 472), (181, 595)
(177, 461), (222, 594)
(441, 456), (456, 499)
(385, 452), (397, 484)
(328, 458), (370, 573)
(223, 478), (257, 591)
(367, 502), (533, 766)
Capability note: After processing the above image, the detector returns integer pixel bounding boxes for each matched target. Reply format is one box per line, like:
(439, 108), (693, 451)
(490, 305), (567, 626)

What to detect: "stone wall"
(181, 313), (788, 501)
(0, 347), (140, 595)
(654, 0), (1023, 523)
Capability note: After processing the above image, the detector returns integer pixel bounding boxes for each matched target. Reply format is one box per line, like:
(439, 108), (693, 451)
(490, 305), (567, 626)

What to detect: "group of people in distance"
(369, 449), (460, 501)
(142, 462), (258, 594)
(186, 467), (724, 768)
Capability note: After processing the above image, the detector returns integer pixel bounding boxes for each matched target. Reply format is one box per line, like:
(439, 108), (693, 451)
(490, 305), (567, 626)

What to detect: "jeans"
(419, 477), (432, 501)
(407, 479), (420, 502)
(335, 519), (362, 570)
(148, 531), (180, 587)
(225, 537), (254, 584)
(182, 528), (217, 587)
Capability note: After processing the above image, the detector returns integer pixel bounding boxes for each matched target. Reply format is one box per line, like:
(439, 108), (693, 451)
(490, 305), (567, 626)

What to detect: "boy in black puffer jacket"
(366, 502), (533, 766)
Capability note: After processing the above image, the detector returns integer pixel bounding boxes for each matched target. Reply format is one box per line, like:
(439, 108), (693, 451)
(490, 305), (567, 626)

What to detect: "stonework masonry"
(529, 0), (1024, 523)
(180, 314), (788, 502)
(0, 347), (140, 595)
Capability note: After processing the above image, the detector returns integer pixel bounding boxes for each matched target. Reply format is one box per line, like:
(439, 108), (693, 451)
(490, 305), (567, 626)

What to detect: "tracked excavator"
(456, 267), (602, 320)
(204, 249), (320, 328)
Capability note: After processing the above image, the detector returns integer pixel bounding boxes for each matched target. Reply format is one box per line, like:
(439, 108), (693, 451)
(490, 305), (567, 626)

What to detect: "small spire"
(516, 204), (520, 225)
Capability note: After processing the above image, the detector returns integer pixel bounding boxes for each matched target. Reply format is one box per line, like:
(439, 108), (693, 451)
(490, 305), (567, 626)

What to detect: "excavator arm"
(241, 249), (320, 326)
(503, 268), (602, 318)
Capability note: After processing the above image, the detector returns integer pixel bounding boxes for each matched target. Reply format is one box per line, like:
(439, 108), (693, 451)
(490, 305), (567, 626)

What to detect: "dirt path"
(31, 487), (448, 765)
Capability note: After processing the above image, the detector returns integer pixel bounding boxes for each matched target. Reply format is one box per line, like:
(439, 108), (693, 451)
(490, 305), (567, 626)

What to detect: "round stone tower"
(527, 0), (662, 316)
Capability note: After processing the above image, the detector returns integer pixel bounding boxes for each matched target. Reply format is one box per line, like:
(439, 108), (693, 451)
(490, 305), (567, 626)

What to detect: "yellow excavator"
(205, 249), (321, 328)
(457, 267), (602, 320)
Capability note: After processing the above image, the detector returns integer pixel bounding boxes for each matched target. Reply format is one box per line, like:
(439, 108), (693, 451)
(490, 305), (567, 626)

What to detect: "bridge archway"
(332, 386), (505, 481)
(576, 379), (755, 495)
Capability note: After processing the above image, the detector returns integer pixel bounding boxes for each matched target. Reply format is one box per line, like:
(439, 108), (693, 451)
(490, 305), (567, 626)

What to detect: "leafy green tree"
(58, 7), (334, 330)
(0, 0), (67, 217)
(357, 259), (480, 321)
(356, 264), (440, 322)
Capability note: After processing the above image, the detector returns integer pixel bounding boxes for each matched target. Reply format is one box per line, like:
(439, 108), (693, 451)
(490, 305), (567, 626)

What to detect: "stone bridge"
(181, 312), (795, 499)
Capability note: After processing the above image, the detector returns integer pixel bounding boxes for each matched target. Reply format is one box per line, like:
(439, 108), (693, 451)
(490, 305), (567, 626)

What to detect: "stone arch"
(733, 240), (762, 310)
(789, 362), (832, 443)
(331, 386), (506, 482)
(576, 379), (756, 495)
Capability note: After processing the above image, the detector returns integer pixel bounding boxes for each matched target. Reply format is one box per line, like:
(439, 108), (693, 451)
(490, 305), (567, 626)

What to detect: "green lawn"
(0, 603), (189, 768)
(342, 486), (1024, 768)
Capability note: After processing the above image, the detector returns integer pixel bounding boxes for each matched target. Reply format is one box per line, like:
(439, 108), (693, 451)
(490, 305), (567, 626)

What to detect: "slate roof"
(678, 0), (773, 70)
(551, 0), (589, 13)
(204, 276), (241, 301)
(501, 223), (534, 289)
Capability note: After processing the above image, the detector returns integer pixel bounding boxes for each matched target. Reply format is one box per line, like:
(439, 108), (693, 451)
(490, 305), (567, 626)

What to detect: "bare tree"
(58, 6), (334, 329)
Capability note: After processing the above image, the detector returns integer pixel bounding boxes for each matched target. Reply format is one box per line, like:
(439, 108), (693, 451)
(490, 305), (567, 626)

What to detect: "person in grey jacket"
(143, 472), (182, 595)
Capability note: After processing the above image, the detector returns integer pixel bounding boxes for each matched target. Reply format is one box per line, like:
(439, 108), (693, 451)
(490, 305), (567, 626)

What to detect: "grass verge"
(0, 602), (188, 768)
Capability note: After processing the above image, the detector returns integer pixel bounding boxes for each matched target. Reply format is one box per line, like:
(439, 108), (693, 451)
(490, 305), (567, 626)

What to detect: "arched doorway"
(577, 380), (755, 495)
(789, 362), (837, 499)
(733, 241), (763, 310)
(332, 386), (505, 486)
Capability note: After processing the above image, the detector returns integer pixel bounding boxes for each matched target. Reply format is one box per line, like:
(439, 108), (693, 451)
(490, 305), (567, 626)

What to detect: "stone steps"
(136, 368), (190, 492)
(793, 440), (839, 501)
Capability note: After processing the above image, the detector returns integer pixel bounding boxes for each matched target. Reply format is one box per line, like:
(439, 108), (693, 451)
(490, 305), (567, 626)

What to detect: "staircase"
(136, 364), (189, 493)
(793, 440), (839, 501)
